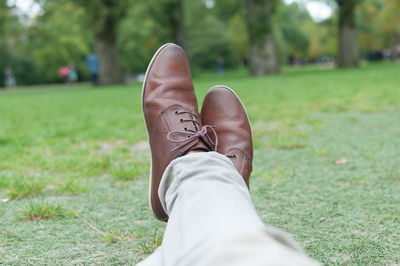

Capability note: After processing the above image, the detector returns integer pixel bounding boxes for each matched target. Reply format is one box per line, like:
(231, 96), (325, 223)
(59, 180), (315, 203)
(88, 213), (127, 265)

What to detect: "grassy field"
(1, 62), (400, 264)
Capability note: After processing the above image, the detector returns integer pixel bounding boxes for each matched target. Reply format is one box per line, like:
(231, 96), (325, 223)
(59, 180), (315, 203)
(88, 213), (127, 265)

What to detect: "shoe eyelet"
(232, 154), (237, 158)
(187, 135), (191, 138)
(175, 110), (179, 115)
(184, 127), (187, 131)
(179, 118), (183, 122)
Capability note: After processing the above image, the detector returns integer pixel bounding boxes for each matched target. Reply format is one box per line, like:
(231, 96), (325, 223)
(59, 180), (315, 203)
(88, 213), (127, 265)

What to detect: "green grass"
(7, 177), (46, 199)
(19, 200), (76, 221)
(56, 178), (88, 195)
(1, 62), (400, 264)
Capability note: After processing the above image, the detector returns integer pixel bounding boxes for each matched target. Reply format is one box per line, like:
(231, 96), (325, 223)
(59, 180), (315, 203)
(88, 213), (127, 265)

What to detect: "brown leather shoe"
(201, 85), (253, 188)
(142, 43), (215, 221)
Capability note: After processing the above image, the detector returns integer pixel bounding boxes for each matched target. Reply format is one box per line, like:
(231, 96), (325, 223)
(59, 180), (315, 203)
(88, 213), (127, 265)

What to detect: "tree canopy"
(0, 0), (399, 86)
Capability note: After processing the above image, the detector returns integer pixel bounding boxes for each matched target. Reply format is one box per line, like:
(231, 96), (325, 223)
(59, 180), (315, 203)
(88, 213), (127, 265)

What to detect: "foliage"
(146, 0), (187, 47)
(28, 1), (92, 83)
(358, 0), (400, 53)
(71, 0), (127, 35)
(117, 0), (170, 73)
(0, 0), (10, 36)
(307, 17), (338, 58)
(213, 0), (244, 21)
(1, 0), (400, 86)
(186, 0), (235, 69)
(276, 2), (312, 58)
(244, 0), (280, 43)
(0, 2), (18, 86)
(226, 12), (248, 66)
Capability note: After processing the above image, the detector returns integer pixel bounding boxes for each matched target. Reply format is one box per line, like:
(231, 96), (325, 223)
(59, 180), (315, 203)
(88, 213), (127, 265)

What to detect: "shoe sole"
(141, 43), (175, 221)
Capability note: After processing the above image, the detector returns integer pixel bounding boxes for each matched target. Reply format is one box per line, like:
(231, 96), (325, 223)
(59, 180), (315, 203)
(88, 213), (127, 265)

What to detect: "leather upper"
(201, 86), (253, 187)
(142, 43), (212, 221)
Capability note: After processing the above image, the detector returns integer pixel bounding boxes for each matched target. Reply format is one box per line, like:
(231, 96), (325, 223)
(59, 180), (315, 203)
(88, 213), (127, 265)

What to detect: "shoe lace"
(167, 111), (218, 153)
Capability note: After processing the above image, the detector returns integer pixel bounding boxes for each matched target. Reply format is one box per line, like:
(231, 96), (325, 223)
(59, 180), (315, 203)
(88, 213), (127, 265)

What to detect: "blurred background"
(0, 0), (399, 87)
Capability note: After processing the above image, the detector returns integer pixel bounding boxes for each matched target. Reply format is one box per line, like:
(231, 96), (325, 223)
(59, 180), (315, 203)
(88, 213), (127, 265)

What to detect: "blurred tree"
(118, 0), (188, 73)
(227, 12), (248, 66)
(244, 0), (280, 75)
(214, 0), (244, 21)
(136, 0), (188, 50)
(307, 17), (337, 58)
(216, 0), (313, 65)
(119, 0), (237, 73)
(141, 0), (188, 52)
(214, 0), (249, 66)
(0, 0), (10, 87)
(276, 2), (311, 58)
(160, 0), (187, 50)
(118, 0), (168, 73)
(358, 0), (400, 57)
(336, 0), (360, 67)
(0, 1), (36, 87)
(358, 0), (384, 53)
(186, 0), (234, 69)
(0, 0), (10, 48)
(28, 1), (91, 83)
(0, 0), (9, 35)
(378, 0), (400, 57)
(72, 0), (126, 84)
(5, 0), (400, 88)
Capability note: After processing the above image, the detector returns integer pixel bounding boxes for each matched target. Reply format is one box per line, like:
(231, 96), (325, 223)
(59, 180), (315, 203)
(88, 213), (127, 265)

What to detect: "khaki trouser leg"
(138, 152), (318, 266)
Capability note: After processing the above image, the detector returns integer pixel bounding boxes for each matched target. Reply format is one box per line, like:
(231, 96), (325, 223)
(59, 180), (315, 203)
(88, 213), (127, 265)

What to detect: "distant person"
(383, 48), (393, 61)
(59, 66), (70, 83)
(68, 64), (78, 83)
(86, 53), (99, 85)
(217, 56), (224, 75)
(4, 67), (16, 88)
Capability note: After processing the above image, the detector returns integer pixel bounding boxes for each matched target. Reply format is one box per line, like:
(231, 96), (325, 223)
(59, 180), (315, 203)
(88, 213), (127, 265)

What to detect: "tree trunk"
(95, 17), (124, 85)
(175, 0), (187, 50)
(168, 0), (188, 51)
(337, 0), (359, 68)
(391, 32), (399, 58)
(248, 32), (279, 75)
(245, 0), (280, 76)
